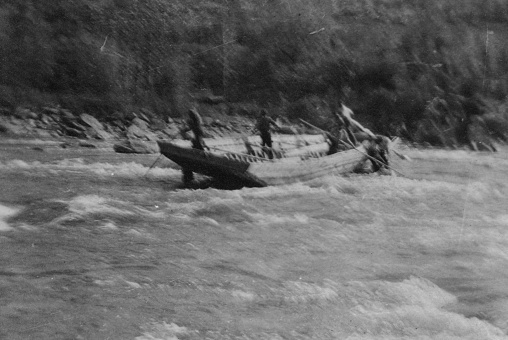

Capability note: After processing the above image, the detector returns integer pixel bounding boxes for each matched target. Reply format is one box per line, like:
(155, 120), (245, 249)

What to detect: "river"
(1, 140), (508, 339)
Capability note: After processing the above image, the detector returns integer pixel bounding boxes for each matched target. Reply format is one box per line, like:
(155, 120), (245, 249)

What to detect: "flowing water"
(1, 140), (508, 339)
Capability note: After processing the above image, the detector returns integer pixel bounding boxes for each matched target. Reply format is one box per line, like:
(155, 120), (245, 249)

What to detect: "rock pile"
(0, 105), (262, 154)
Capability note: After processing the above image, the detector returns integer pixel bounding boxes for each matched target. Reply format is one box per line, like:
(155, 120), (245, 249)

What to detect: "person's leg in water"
(261, 132), (273, 159)
(182, 168), (194, 186)
(367, 144), (389, 172)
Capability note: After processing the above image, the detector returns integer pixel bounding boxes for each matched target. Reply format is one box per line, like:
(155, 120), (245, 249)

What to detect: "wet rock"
(78, 141), (97, 148)
(113, 139), (159, 154)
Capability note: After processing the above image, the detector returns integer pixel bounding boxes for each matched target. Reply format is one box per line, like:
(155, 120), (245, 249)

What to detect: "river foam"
(0, 204), (18, 231)
(0, 158), (181, 180)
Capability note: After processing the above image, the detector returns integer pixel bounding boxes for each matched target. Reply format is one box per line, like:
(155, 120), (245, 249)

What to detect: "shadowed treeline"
(1, 0), (508, 147)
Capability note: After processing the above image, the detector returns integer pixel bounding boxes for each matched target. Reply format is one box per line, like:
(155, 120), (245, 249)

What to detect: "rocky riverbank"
(0, 105), (299, 154)
(0, 104), (502, 154)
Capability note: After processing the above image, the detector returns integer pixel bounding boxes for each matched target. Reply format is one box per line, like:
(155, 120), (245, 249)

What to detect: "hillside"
(1, 0), (508, 148)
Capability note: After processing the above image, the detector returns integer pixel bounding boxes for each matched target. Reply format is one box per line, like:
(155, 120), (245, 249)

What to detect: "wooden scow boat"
(157, 134), (396, 187)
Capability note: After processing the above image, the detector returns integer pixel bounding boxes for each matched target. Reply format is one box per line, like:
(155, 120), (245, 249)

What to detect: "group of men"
(326, 102), (390, 172)
(181, 102), (390, 175)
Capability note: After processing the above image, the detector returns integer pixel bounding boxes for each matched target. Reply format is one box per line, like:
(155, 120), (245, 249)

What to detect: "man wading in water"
(255, 109), (280, 159)
(366, 135), (390, 173)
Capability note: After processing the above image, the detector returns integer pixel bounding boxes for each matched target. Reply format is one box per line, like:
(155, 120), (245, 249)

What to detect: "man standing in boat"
(182, 108), (206, 151)
(255, 109), (280, 159)
(336, 101), (377, 145)
(180, 108), (207, 185)
(328, 102), (357, 149)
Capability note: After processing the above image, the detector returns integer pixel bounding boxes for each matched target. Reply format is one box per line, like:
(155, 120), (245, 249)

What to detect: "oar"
(299, 119), (407, 176)
(299, 119), (327, 134)
(392, 149), (412, 161)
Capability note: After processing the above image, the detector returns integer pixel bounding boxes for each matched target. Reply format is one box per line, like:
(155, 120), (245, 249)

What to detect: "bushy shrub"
(0, 0), (508, 147)
(483, 114), (508, 141)
(286, 96), (333, 130)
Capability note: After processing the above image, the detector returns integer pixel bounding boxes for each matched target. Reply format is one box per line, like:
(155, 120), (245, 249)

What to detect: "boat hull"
(158, 142), (267, 187)
(158, 139), (369, 187)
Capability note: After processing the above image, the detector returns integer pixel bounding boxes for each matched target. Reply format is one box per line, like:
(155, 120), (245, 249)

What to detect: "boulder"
(126, 121), (158, 141)
(210, 119), (228, 128)
(124, 111), (138, 122)
(39, 114), (54, 126)
(468, 116), (496, 152)
(0, 107), (11, 116)
(0, 119), (26, 135)
(42, 107), (60, 116)
(149, 117), (167, 131)
(33, 129), (53, 138)
(27, 119), (37, 127)
(163, 125), (181, 138)
(59, 109), (76, 124)
(79, 113), (112, 140)
(63, 126), (87, 138)
(200, 95), (225, 105)
(79, 141), (97, 148)
(137, 111), (151, 123)
(65, 120), (87, 131)
(113, 139), (160, 154)
(14, 107), (38, 119)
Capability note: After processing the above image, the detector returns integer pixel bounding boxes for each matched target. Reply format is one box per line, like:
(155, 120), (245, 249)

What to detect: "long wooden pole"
(144, 154), (162, 177)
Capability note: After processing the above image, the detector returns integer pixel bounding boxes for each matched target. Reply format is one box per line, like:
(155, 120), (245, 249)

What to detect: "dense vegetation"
(1, 0), (508, 146)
